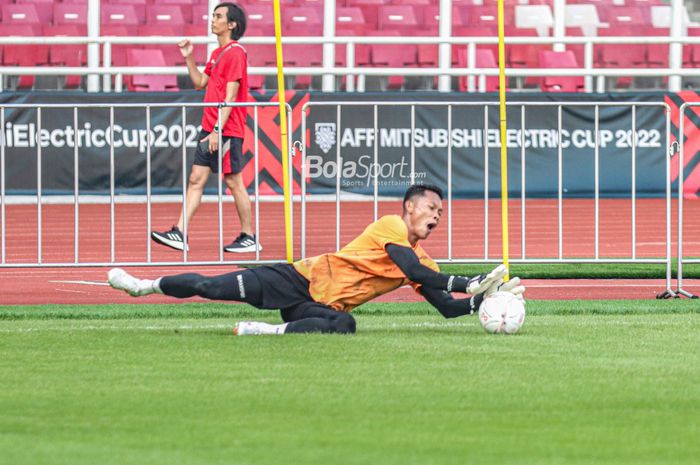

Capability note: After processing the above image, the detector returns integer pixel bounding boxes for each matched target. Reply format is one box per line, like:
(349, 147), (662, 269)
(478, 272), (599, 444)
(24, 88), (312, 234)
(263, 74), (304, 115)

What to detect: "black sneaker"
(224, 233), (262, 253)
(151, 226), (188, 251)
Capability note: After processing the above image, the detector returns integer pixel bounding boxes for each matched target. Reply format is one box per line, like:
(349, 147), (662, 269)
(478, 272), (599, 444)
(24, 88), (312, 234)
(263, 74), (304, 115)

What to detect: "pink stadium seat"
(603, 6), (650, 27)
(126, 49), (179, 92)
(146, 5), (189, 26)
(597, 27), (646, 88)
(687, 27), (700, 67)
(44, 24), (86, 89)
(565, 26), (585, 68)
(336, 7), (367, 36)
(14, 0), (53, 23)
(370, 31), (418, 90)
(458, 48), (501, 92)
(137, 25), (182, 66)
(183, 24), (209, 65)
(506, 27), (546, 88)
(539, 50), (584, 92)
(346, 0), (391, 31)
(283, 6), (323, 36)
(422, 5), (469, 33)
(1, 4), (43, 25)
(246, 43), (277, 90)
(644, 27), (669, 67)
(284, 44), (322, 89)
(101, 4), (143, 29)
(2, 40), (49, 90)
(190, 3), (209, 26)
(245, 5), (275, 36)
(101, 25), (139, 68)
(377, 5), (419, 33)
(468, 6), (514, 28)
(53, 3), (87, 27)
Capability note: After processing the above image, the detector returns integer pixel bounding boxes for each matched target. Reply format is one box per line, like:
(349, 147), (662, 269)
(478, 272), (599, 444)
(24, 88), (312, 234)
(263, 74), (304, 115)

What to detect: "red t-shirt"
(202, 42), (248, 138)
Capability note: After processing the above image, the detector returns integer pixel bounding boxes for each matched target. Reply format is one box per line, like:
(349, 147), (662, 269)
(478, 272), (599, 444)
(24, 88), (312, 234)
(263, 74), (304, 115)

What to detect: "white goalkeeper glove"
(484, 276), (526, 302)
(466, 264), (508, 295)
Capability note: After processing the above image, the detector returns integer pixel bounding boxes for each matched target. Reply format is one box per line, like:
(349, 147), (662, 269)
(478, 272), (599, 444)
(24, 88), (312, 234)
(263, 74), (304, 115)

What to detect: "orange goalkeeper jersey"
(293, 215), (439, 312)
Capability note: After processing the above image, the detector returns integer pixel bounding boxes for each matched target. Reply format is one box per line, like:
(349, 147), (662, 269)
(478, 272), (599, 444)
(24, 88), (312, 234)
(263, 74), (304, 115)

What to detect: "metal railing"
(675, 101), (700, 299)
(300, 100), (675, 295)
(0, 101), (293, 267)
(3, 35), (700, 92)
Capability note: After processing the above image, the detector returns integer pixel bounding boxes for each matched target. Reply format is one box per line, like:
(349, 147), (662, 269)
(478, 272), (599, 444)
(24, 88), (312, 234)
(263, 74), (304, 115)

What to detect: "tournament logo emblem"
(315, 122), (336, 154)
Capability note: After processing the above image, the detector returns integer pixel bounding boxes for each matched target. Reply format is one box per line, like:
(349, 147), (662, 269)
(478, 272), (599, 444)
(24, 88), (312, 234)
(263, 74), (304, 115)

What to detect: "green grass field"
(1, 301), (699, 465)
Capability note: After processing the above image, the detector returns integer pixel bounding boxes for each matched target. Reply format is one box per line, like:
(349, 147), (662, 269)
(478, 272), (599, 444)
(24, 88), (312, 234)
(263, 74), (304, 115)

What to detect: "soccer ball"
(478, 291), (526, 334)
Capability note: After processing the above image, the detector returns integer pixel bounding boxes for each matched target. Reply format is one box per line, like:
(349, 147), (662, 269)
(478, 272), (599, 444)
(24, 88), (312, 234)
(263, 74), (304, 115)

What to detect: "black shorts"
(193, 130), (244, 175)
(249, 263), (314, 310)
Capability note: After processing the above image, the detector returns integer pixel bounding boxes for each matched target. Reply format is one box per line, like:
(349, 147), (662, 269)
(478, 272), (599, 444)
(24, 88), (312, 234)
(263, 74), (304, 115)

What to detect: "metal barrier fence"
(300, 101), (674, 295)
(676, 102), (700, 299)
(0, 101), (293, 267)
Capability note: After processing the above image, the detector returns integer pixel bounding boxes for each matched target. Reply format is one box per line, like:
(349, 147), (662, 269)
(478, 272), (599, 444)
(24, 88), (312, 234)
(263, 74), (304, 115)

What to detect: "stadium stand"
(2, 0), (700, 92)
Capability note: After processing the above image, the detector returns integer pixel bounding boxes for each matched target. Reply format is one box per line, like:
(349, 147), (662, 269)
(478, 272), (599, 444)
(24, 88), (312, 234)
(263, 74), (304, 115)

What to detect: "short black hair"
(403, 184), (443, 208)
(215, 3), (247, 40)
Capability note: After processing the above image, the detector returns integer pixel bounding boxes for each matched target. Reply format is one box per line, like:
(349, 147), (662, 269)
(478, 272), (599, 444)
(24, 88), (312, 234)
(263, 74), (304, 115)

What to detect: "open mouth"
(427, 222), (437, 231)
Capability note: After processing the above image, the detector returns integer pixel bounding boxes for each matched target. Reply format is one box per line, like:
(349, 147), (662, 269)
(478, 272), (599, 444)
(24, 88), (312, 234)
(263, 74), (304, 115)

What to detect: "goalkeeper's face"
(406, 191), (443, 242)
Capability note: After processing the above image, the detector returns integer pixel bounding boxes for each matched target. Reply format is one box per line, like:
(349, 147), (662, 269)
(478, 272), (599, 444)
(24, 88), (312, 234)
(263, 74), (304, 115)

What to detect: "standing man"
(111, 184), (525, 335)
(152, 2), (262, 253)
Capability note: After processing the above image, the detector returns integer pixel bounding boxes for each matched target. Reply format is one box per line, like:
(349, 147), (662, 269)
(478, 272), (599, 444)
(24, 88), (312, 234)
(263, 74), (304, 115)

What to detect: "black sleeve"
(386, 243), (470, 292)
(419, 286), (483, 319)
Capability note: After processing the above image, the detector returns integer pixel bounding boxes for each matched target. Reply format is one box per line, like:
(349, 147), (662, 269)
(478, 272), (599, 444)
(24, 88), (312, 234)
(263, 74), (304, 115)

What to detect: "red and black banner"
(665, 91), (700, 199)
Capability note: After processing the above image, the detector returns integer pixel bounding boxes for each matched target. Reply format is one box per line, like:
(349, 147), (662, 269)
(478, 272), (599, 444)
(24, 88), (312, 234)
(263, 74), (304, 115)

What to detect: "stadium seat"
(565, 26), (585, 70)
(506, 27), (547, 88)
(190, 3), (209, 27)
(597, 27), (646, 88)
(1, 4), (43, 25)
(53, 3), (87, 28)
(101, 4), (143, 33)
(336, 7), (367, 36)
(283, 6), (323, 36)
(644, 26), (670, 67)
(146, 5), (189, 26)
(564, 4), (602, 37)
(137, 25), (182, 67)
(377, 5), (419, 34)
(44, 25), (86, 89)
(468, 6), (514, 29)
(515, 5), (553, 36)
(458, 48), (501, 92)
(101, 25), (139, 70)
(245, 5), (275, 36)
(421, 5), (470, 34)
(2, 36), (49, 90)
(687, 27), (700, 67)
(346, 0), (391, 31)
(650, 5), (696, 32)
(369, 30), (418, 90)
(539, 50), (584, 92)
(603, 6), (650, 28)
(246, 44), (277, 90)
(126, 49), (179, 92)
(284, 44), (322, 89)
(182, 24), (209, 65)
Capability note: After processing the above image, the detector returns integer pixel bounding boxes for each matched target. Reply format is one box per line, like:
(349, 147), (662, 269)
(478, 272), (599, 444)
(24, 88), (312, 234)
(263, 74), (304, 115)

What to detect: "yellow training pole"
(497, 0), (510, 280)
(272, 0), (293, 263)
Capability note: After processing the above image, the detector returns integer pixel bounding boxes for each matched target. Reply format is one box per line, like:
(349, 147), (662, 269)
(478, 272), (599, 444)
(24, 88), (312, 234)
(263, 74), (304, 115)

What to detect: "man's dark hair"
(216, 3), (247, 40)
(403, 184), (443, 210)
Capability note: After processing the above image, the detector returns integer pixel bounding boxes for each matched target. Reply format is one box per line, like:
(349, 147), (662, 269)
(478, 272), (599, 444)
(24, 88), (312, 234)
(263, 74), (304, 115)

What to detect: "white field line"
(49, 280), (109, 286)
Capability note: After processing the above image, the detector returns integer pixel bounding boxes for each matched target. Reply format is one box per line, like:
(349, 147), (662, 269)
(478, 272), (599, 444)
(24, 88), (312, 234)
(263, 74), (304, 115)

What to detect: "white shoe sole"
(151, 232), (189, 251)
(224, 243), (262, 253)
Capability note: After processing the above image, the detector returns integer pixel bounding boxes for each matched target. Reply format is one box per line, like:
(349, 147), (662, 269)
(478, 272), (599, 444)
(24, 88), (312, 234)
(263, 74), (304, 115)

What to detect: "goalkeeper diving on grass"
(108, 184), (525, 335)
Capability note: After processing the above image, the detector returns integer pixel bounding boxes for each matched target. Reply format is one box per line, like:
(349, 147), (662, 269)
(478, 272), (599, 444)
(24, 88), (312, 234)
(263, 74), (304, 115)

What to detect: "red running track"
(0, 199), (699, 304)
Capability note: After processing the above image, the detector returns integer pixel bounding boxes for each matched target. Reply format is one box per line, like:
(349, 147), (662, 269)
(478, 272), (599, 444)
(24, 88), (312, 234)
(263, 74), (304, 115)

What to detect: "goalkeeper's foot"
(233, 321), (288, 336)
(108, 268), (158, 297)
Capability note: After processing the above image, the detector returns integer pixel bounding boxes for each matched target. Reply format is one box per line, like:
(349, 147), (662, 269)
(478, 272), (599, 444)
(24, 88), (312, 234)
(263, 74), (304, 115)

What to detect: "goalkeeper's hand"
(484, 276), (526, 302)
(465, 264), (508, 295)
